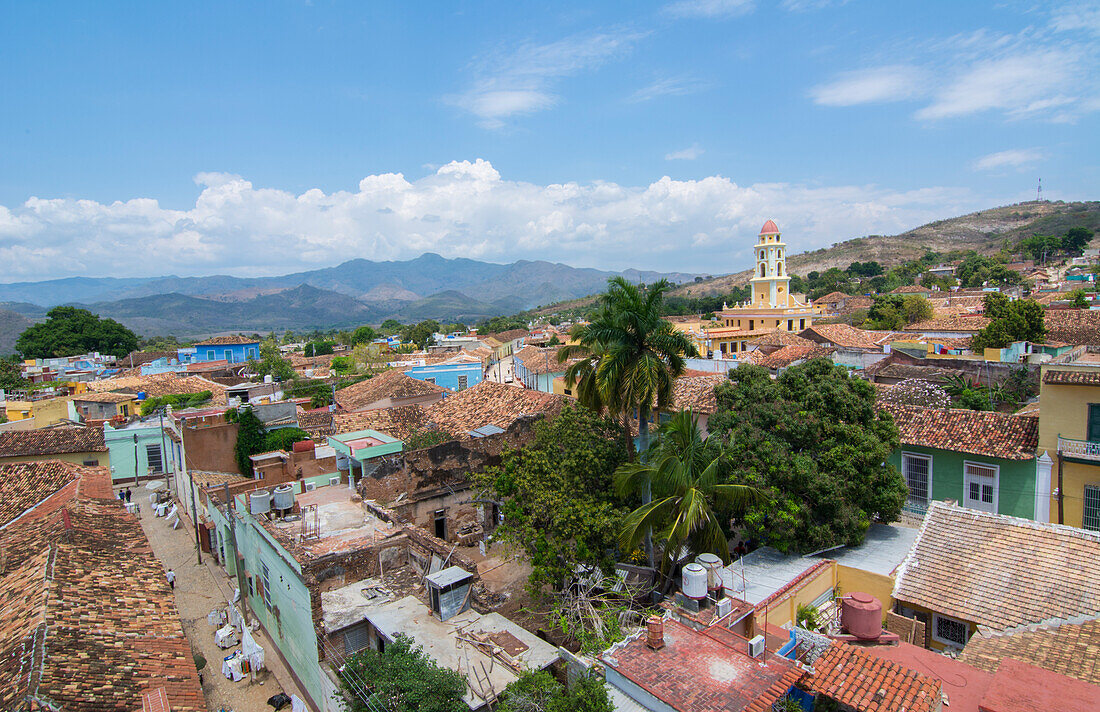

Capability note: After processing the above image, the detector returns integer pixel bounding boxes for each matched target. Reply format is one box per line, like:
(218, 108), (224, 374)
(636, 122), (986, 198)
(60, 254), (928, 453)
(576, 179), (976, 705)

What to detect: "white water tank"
(249, 489), (271, 515)
(695, 553), (723, 591)
(272, 484), (295, 511)
(682, 563), (707, 600)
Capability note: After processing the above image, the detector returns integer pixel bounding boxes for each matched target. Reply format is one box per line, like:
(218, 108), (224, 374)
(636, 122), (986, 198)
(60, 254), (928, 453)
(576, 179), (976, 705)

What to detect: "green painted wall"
(889, 446), (1036, 519)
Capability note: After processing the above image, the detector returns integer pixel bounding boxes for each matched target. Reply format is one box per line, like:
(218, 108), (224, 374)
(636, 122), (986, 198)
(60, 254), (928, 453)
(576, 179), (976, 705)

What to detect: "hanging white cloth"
(221, 651), (245, 681)
(215, 623), (239, 648)
(241, 624), (266, 671)
(228, 603), (245, 631)
(290, 694), (307, 712)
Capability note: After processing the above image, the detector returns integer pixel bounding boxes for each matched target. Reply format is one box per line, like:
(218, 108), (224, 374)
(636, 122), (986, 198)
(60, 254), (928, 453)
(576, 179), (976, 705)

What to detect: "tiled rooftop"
(335, 369), (446, 412)
(1042, 309), (1100, 346)
(513, 345), (582, 374)
(814, 291), (851, 304)
(89, 373), (228, 404)
(904, 314), (990, 333)
(0, 463), (205, 711)
(958, 613), (1100, 688)
(333, 405), (428, 440)
(71, 391), (137, 403)
(0, 425), (107, 458)
(881, 404), (1038, 460)
(748, 331), (814, 347)
(1042, 368), (1100, 386)
(600, 618), (802, 712)
(893, 501), (1100, 630)
(805, 643), (941, 712)
(668, 374), (727, 414)
(799, 324), (881, 350)
(754, 344), (835, 369)
(192, 334), (259, 346)
(891, 285), (932, 294)
(260, 484), (400, 563)
(297, 409), (336, 440)
(0, 461), (81, 528)
(424, 381), (566, 438)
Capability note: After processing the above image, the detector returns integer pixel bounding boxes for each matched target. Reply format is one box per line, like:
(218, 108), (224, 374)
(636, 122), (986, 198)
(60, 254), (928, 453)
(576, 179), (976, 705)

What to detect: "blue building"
(179, 335), (260, 365)
(404, 357), (483, 392)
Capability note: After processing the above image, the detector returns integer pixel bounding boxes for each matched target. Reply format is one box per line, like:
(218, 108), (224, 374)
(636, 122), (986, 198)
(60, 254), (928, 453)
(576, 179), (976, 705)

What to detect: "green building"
(884, 404), (1042, 519)
(103, 417), (181, 485)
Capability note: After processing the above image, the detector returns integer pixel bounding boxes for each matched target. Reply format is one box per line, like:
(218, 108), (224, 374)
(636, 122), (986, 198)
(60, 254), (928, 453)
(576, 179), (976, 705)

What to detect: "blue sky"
(1, 0), (1098, 280)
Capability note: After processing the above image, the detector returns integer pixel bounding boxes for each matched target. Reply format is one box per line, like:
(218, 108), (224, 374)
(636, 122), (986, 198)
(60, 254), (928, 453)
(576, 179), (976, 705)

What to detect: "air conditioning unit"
(304, 482), (316, 492)
(329, 476), (340, 486)
(748, 635), (765, 659)
(715, 597), (732, 618)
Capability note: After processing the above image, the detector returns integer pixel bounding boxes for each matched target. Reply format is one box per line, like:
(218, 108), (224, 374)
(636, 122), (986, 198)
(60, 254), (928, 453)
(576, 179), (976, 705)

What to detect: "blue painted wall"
(104, 421), (179, 483)
(179, 342), (259, 364)
(404, 362), (482, 391)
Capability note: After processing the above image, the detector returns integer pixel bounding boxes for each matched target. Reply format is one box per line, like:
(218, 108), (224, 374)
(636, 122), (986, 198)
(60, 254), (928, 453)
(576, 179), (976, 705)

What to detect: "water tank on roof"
(695, 553), (723, 591)
(249, 490), (271, 515)
(681, 563), (707, 600)
(136, 392), (147, 401)
(272, 484), (295, 512)
(292, 440), (315, 454)
(841, 592), (883, 639)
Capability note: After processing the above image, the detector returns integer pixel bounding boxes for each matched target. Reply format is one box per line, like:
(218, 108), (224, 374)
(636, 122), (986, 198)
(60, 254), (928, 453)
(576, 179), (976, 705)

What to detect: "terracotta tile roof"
(514, 345), (581, 374)
(671, 374), (727, 414)
(1043, 309), (1100, 346)
(975, 657), (1100, 712)
(893, 501), (1100, 630)
(0, 461), (81, 528)
(297, 409), (335, 440)
(89, 373), (228, 404)
(959, 614), (1100, 688)
(881, 404), (1037, 460)
(891, 285), (933, 294)
(424, 381), (566, 437)
(488, 328), (529, 343)
(0, 426), (107, 458)
(71, 391), (137, 403)
(332, 405), (428, 440)
(335, 369), (446, 412)
(748, 331), (814, 347)
(804, 643), (940, 712)
(599, 617), (802, 712)
(193, 334), (259, 346)
(814, 291), (851, 304)
(754, 344), (835, 369)
(799, 324), (881, 350)
(1042, 368), (1100, 386)
(0, 464), (206, 711)
(904, 314), (990, 333)
(840, 296), (874, 313)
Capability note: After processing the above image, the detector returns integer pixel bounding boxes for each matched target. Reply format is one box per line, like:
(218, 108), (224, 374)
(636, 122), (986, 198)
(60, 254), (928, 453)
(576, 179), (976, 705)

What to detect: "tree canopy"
(954, 254), (1020, 288)
(498, 671), (615, 712)
(970, 294), (1046, 350)
(233, 408), (267, 476)
(474, 405), (630, 592)
(339, 635), (466, 712)
(863, 295), (932, 330)
(401, 320), (440, 349)
(708, 359), (906, 553)
(16, 306), (138, 359)
(248, 338), (295, 381)
(0, 359), (28, 391)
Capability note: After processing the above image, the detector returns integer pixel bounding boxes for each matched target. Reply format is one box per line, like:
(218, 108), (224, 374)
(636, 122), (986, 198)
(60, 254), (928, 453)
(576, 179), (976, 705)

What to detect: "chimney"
(646, 616), (665, 650)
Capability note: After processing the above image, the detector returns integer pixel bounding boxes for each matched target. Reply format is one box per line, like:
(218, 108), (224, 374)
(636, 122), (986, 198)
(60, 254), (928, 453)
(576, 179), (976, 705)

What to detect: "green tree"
(902, 295), (933, 324)
(863, 296), (906, 330)
(473, 406), (630, 593)
(249, 338), (295, 381)
(405, 428), (455, 450)
(1017, 234), (1062, 261)
(559, 278), (697, 566)
(498, 671), (614, 712)
(1062, 227), (1094, 255)
(547, 333), (561, 346)
(0, 359), (28, 391)
(352, 325), (378, 344)
(708, 359), (906, 553)
(234, 408), (267, 476)
(380, 318), (403, 333)
(971, 294), (1046, 350)
(401, 320), (440, 349)
(955, 388), (993, 411)
(16, 306), (138, 359)
(955, 254), (1020, 288)
(1071, 289), (1090, 309)
(615, 410), (762, 571)
(339, 635), (466, 712)
(264, 427), (312, 452)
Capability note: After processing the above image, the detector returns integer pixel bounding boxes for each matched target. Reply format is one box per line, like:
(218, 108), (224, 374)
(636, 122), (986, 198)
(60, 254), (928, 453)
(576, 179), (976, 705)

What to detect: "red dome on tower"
(759, 219), (779, 235)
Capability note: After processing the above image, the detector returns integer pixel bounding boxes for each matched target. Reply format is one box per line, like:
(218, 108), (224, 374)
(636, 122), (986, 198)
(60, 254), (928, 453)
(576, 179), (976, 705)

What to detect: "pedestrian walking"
(125, 488), (132, 503)
(166, 569), (175, 589)
(117, 489), (125, 501)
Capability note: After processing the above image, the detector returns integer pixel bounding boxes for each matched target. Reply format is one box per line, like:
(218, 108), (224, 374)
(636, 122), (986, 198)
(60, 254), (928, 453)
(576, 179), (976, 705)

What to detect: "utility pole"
(224, 483), (249, 624)
(157, 408), (171, 497)
(132, 434), (140, 487)
(190, 473), (202, 565)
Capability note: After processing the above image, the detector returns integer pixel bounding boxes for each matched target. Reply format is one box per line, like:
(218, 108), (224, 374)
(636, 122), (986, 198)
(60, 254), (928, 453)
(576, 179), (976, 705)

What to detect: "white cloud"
(449, 29), (647, 127)
(972, 148), (1046, 171)
(628, 75), (708, 103)
(665, 144), (704, 160)
(663, 0), (754, 19)
(782, 0), (849, 11)
(810, 65), (929, 106)
(811, 6), (1100, 122)
(0, 161), (980, 280)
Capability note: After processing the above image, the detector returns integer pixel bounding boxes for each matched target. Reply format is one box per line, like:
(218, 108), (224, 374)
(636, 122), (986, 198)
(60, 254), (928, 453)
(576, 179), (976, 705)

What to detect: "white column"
(1035, 450), (1053, 523)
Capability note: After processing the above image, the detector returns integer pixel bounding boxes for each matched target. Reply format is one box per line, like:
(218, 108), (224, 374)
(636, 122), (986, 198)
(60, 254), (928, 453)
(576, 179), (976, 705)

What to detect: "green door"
(1088, 404), (1100, 442)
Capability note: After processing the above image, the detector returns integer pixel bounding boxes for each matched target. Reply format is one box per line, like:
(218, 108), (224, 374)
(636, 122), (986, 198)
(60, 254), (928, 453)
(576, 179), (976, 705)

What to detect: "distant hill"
(671, 200), (1100, 298)
(0, 308), (33, 356)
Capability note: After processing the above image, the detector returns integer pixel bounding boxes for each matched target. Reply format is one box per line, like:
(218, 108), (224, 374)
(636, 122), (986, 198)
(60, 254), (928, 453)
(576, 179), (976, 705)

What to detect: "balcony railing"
(1058, 436), (1100, 462)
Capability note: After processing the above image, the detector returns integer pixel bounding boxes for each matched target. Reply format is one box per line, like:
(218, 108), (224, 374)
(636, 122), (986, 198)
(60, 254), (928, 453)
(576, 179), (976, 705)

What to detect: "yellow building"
(714, 220), (815, 358)
(1037, 363), (1100, 529)
(0, 425), (110, 468)
(4, 400), (34, 422)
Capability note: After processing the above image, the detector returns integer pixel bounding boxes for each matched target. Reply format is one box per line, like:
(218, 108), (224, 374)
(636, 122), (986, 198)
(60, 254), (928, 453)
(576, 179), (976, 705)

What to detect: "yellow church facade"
(709, 220), (815, 358)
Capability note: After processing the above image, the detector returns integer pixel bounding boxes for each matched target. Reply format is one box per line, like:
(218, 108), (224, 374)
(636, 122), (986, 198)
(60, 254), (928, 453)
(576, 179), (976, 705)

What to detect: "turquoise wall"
(888, 446), (1036, 519)
(104, 423), (178, 483)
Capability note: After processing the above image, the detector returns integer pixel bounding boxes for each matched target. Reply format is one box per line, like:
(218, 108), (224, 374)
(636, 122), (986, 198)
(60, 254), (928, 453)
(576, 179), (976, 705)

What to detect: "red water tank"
(292, 440), (316, 453)
(841, 592), (883, 639)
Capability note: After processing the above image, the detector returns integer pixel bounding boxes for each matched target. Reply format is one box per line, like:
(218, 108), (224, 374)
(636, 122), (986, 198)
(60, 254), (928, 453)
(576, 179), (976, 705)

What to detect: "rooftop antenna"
(1037, 177), (1043, 202)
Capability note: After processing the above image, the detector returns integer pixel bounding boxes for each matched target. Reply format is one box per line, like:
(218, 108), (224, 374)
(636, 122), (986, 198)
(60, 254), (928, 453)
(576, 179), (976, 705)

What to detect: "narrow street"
(132, 490), (309, 712)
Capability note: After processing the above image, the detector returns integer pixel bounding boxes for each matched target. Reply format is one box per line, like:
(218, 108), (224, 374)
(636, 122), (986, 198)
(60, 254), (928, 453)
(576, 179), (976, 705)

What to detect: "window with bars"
(261, 561), (272, 609)
(146, 444), (163, 474)
(457, 375), (468, 391)
(964, 462), (998, 513)
(901, 453), (931, 505)
(932, 614), (969, 647)
(1084, 485), (1100, 531)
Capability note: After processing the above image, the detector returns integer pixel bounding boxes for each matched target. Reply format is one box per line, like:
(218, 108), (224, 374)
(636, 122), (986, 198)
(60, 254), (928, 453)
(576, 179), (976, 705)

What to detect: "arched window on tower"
(759, 263), (766, 278)
(777, 264), (784, 276)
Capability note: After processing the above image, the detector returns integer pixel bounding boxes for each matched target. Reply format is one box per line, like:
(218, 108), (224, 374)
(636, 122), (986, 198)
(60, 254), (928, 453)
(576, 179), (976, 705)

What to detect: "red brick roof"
(599, 617), (802, 712)
(754, 344), (835, 369)
(425, 381), (566, 437)
(805, 643), (941, 712)
(514, 345), (582, 374)
(0, 425), (107, 458)
(333, 405), (428, 440)
(881, 404), (1038, 460)
(1042, 308), (1100, 346)
(799, 324), (880, 350)
(671, 374), (727, 414)
(815, 291), (850, 305)
(960, 614), (1100, 688)
(1042, 369), (1100, 386)
(193, 334), (259, 346)
(891, 285), (932, 294)
(748, 331), (814, 347)
(335, 369), (446, 412)
(0, 461), (81, 528)
(0, 463), (206, 711)
(977, 658), (1100, 712)
(904, 314), (990, 333)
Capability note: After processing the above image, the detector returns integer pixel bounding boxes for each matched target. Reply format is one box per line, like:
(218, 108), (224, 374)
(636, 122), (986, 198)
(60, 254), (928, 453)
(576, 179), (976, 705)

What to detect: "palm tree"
(559, 277), (698, 565)
(615, 410), (762, 573)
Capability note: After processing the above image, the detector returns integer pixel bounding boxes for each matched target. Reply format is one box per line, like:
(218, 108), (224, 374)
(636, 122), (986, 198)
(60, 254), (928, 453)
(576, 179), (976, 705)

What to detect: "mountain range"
(0, 254), (702, 341)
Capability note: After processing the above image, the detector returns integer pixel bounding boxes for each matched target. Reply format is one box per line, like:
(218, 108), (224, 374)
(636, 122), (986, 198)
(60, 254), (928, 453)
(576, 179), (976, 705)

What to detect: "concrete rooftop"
(266, 484), (398, 559)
